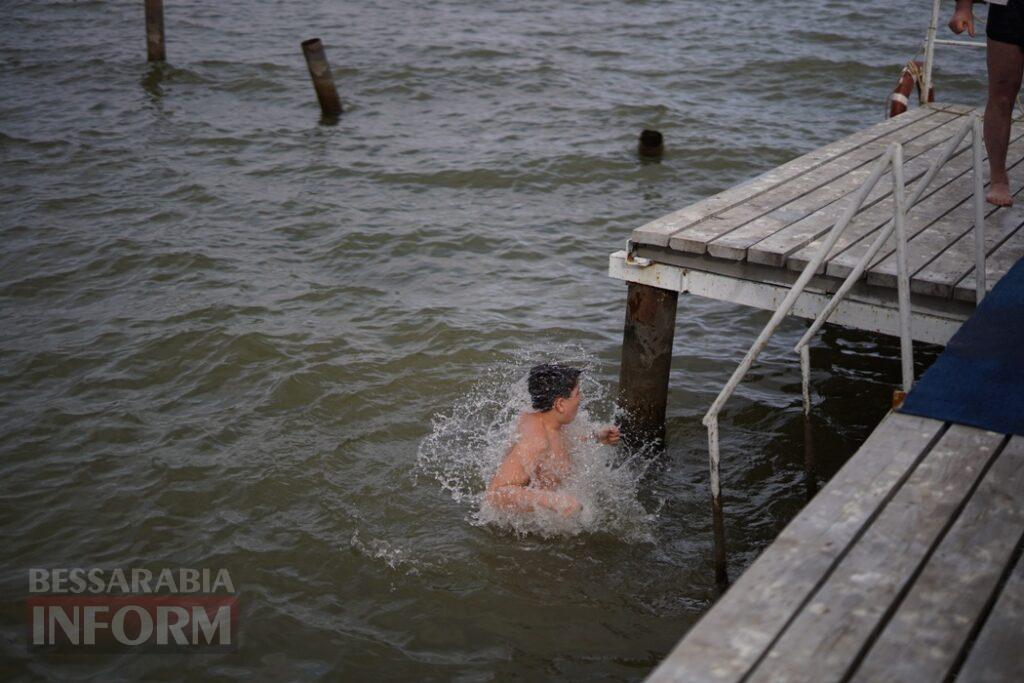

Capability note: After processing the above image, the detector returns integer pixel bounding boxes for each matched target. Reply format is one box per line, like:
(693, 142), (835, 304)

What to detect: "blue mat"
(899, 257), (1024, 436)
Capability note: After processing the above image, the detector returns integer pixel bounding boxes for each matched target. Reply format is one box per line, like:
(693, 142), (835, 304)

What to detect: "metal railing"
(922, 0), (987, 106)
(703, 113), (987, 582)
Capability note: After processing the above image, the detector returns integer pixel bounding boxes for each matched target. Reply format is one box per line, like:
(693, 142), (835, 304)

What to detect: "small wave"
(375, 167), (525, 190)
(447, 47), (517, 60)
(349, 529), (440, 576)
(222, 77), (288, 94)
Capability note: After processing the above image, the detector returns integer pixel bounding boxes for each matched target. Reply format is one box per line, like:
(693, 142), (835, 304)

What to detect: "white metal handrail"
(795, 116), (986, 414)
(703, 113), (987, 581)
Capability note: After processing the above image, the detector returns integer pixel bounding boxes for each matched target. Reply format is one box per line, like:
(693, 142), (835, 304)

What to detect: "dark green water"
(0, 0), (988, 680)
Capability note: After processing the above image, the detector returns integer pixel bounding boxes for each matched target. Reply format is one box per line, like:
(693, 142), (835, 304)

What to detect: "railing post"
(973, 115), (987, 303)
(892, 143), (914, 392)
(707, 416), (727, 586)
(802, 409), (817, 501)
(923, 0), (942, 105)
(800, 345), (811, 417)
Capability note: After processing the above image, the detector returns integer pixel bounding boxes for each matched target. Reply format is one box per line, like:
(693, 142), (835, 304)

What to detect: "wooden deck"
(606, 104), (1024, 682)
(646, 413), (1024, 682)
(610, 103), (1024, 346)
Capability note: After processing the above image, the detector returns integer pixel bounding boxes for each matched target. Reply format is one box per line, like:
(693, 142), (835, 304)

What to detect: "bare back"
(488, 413), (571, 492)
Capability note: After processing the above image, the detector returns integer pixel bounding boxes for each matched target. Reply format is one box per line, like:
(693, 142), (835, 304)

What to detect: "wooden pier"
(647, 412), (1023, 682)
(616, 104), (1024, 311)
(608, 102), (1024, 681)
(611, 102), (1024, 443)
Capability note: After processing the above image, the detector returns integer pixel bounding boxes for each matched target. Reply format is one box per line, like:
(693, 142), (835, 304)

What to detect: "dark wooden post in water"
(301, 38), (343, 118)
(617, 281), (678, 450)
(145, 0), (166, 62)
(638, 129), (664, 158)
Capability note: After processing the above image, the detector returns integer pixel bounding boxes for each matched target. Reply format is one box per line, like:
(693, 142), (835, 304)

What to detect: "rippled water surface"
(1, 0), (988, 679)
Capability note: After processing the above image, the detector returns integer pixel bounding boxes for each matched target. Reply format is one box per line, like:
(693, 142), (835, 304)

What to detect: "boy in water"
(485, 364), (620, 517)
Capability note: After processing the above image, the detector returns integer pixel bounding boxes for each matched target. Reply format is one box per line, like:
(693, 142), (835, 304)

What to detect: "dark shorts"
(988, 0), (1024, 47)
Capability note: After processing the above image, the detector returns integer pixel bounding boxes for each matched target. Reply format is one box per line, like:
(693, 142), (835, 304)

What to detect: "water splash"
(349, 529), (438, 576)
(416, 346), (660, 541)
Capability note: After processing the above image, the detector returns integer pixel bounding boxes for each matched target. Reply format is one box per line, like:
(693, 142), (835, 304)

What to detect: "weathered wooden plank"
(666, 111), (963, 255)
(728, 116), (973, 266)
(866, 153), (1024, 290)
(927, 102), (980, 115)
(745, 424), (1005, 683)
(849, 435), (1024, 683)
(630, 106), (940, 248)
(954, 217), (1024, 301)
(912, 200), (1024, 298)
(646, 412), (944, 683)
(790, 145), (973, 275)
(957, 520), (1024, 683)
(787, 127), (1024, 278)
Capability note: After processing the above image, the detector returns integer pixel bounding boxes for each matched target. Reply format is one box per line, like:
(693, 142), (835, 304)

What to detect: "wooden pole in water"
(301, 38), (343, 117)
(617, 282), (678, 450)
(638, 129), (664, 158)
(145, 0), (166, 62)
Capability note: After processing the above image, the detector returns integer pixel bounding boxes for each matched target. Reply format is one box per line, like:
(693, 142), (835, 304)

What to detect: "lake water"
(0, 0), (988, 679)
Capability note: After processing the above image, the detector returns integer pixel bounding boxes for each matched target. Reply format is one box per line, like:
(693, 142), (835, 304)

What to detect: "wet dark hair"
(528, 364), (581, 412)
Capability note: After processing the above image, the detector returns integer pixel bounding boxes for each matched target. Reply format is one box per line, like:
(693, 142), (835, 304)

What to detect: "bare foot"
(987, 181), (1014, 207)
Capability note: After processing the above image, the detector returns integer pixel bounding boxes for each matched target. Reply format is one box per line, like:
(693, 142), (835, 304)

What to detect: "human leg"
(985, 38), (1024, 206)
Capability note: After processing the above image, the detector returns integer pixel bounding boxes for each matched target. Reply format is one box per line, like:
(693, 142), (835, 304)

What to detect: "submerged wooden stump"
(301, 38), (343, 118)
(638, 129), (664, 158)
(145, 0), (166, 62)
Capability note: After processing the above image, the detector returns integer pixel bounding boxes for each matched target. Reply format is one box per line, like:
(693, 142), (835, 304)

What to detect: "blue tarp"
(899, 257), (1024, 436)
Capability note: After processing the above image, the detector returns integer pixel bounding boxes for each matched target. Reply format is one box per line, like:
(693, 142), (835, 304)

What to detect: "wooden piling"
(301, 38), (342, 118)
(145, 0), (166, 62)
(617, 281), (678, 450)
(638, 129), (664, 158)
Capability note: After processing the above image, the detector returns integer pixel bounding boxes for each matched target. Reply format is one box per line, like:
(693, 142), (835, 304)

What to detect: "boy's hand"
(596, 425), (621, 445)
(948, 1), (975, 36)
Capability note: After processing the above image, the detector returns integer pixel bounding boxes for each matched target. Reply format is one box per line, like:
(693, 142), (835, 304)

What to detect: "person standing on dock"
(485, 364), (620, 518)
(950, 0), (1024, 207)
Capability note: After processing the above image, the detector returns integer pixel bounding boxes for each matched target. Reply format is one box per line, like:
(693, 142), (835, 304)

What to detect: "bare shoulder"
(512, 413), (548, 456)
(516, 413), (546, 440)
(488, 414), (546, 490)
